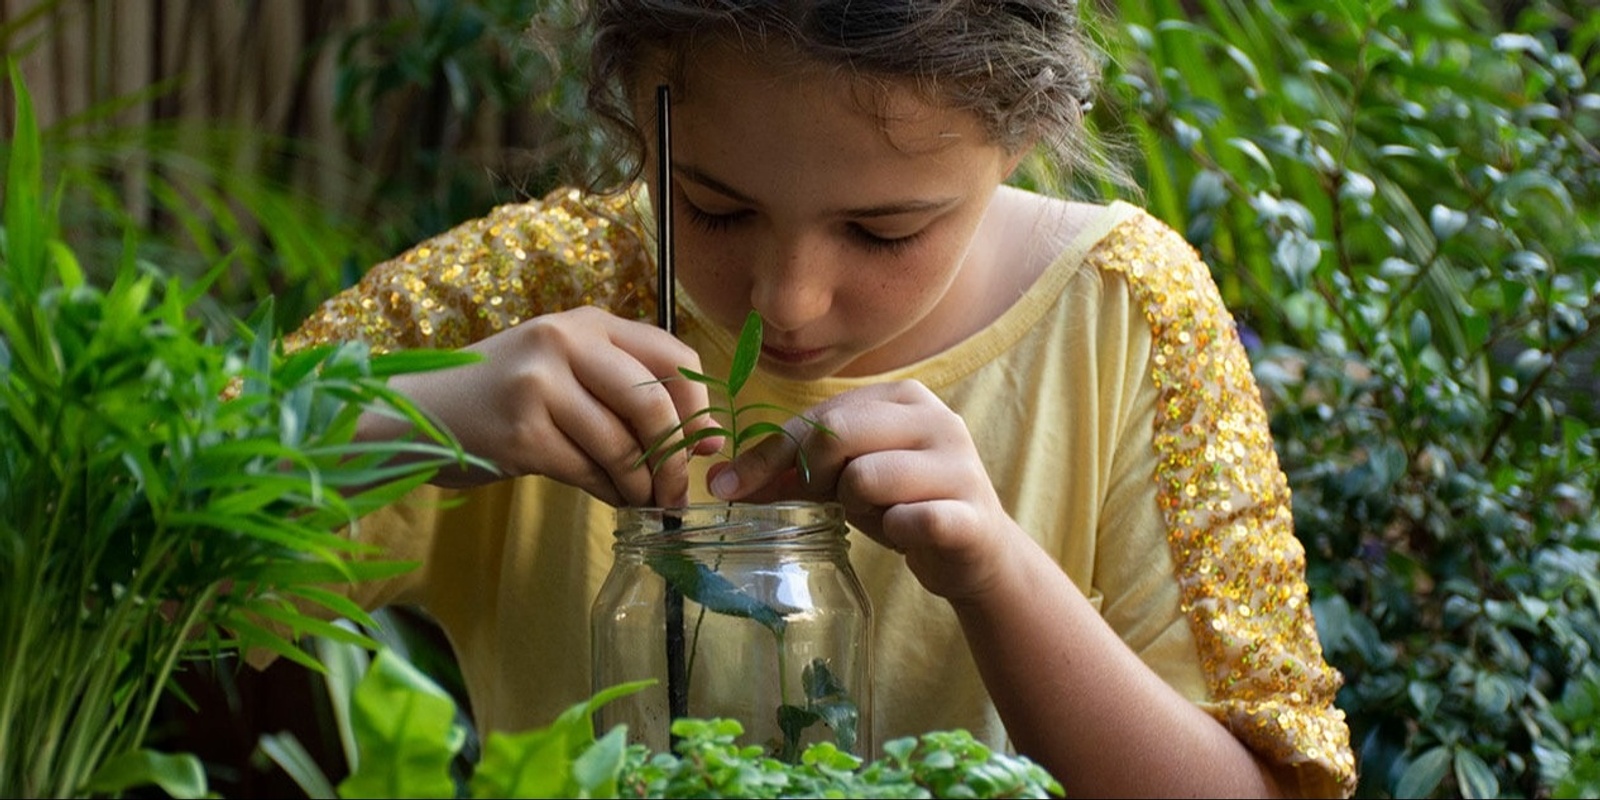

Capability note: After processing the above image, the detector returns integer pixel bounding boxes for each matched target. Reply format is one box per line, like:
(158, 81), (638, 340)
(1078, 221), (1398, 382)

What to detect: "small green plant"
(635, 309), (832, 479)
(624, 309), (856, 760)
(262, 645), (1065, 799)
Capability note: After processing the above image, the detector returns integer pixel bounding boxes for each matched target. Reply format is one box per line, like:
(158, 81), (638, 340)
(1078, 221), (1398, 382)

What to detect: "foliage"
(0, 66), (485, 798)
(324, 0), (608, 253)
(1095, 0), (1600, 796)
(260, 645), (1063, 800)
(0, 0), (386, 332)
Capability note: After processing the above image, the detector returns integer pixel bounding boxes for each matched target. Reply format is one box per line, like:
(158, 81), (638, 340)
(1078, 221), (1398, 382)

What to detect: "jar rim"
(614, 501), (847, 548)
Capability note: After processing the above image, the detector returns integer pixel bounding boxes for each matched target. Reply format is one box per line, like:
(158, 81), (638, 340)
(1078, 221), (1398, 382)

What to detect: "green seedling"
(634, 309), (833, 481)
(626, 310), (855, 760)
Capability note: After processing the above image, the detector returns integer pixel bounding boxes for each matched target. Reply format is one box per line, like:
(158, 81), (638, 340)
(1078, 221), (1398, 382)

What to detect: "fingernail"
(709, 468), (739, 499)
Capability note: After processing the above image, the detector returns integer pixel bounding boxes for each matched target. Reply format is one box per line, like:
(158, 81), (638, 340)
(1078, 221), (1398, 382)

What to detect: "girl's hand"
(707, 379), (1022, 600)
(363, 306), (722, 507)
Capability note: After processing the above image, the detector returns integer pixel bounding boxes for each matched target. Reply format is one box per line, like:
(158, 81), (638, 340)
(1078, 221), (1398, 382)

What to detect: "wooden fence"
(2, 0), (563, 243)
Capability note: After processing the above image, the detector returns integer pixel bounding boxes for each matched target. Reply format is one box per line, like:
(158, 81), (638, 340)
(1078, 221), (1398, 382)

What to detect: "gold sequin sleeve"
(1086, 212), (1357, 797)
(283, 186), (657, 353)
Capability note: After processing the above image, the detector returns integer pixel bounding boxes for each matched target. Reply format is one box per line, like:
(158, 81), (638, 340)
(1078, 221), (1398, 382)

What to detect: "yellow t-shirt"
(285, 186), (1356, 797)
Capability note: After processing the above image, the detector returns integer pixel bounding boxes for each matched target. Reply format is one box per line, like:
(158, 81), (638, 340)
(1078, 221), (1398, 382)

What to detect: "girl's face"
(649, 42), (1019, 380)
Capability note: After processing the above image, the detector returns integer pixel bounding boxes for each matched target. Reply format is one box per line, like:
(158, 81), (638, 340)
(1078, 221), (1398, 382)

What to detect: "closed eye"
(849, 223), (925, 256)
(682, 198), (749, 233)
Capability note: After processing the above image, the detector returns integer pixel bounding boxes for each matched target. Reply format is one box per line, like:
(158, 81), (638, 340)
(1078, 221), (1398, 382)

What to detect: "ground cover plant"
(260, 643), (1063, 799)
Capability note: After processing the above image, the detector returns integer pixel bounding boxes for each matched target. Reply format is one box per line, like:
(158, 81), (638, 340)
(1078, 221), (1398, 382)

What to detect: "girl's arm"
(709, 212), (1353, 798)
(283, 187), (720, 507)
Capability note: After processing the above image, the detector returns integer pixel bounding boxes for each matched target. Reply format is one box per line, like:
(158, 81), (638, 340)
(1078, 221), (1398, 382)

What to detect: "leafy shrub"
(1096, 1), (1599, 796)
(324, 0), (607, 253)
(0, 67), (485, 798)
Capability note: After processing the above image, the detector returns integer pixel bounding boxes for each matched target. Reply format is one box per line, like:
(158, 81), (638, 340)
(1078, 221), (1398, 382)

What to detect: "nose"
(750, 235), (833, 332)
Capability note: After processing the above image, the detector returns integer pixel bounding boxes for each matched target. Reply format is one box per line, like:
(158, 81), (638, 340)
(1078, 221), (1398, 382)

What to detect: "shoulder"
(987, 189), (1205, 289)
(479, 185), (651, 249)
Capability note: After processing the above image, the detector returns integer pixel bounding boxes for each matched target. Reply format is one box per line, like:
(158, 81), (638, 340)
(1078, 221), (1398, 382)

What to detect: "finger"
(706, 460), (809, 504)
(708, 422), (803, 501)
(834, 450), (970, 540)
(532, 421), (629, 507)
(572, 319), (718, 503)
(545, 377), (660, 506)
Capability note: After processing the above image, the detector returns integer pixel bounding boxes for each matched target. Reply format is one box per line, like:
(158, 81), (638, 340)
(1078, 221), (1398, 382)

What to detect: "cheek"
(861, 240), (966, 311)
(677, 245), (751, 321)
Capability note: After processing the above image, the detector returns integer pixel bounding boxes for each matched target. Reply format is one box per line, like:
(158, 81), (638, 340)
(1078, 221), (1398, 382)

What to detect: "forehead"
(637, 35), (985, 156)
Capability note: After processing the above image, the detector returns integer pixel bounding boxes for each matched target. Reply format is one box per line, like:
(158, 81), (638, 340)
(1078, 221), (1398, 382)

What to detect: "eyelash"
(682, 201), (925, 256)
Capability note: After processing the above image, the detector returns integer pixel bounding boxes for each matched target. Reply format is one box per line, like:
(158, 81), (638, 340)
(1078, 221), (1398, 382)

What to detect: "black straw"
(655, 84), (689, 732)
(655, 85), (675, 337)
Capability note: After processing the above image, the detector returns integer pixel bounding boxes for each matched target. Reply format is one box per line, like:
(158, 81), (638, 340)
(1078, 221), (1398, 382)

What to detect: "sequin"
(281, 187), (656, 356)
(1089, 213), (1356, 794)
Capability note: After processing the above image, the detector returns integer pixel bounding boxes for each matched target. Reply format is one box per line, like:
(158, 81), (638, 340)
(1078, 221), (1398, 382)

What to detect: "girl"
(282, 1), (1356, 796)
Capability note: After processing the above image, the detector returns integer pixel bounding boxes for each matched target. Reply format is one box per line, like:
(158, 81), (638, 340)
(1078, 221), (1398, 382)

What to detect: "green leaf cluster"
(264, 645), (1062, 799)
(0, 65), (487, 798)
(1088, 1), (1600, 796)
(636, 310), (833, 480)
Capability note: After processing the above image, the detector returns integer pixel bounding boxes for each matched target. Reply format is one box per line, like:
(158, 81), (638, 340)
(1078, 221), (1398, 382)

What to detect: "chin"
(759, 356), (849, 382)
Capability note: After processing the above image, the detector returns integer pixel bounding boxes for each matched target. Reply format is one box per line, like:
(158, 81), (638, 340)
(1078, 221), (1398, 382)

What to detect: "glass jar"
(591, 501), (873, 761)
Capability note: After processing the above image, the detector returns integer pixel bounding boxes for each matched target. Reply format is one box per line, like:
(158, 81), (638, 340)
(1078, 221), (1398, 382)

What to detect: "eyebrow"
(674, 163), (961, 219)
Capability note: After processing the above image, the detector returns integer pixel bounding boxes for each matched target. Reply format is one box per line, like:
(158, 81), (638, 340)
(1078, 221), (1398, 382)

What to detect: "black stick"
(655, 84), (689, 734)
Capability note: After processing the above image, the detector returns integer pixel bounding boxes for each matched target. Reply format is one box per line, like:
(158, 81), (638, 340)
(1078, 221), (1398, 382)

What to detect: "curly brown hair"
(537, 0), (1119, 195)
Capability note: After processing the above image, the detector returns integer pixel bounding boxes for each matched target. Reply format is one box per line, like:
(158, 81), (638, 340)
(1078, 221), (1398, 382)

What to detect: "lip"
(761, 343), (829, 366)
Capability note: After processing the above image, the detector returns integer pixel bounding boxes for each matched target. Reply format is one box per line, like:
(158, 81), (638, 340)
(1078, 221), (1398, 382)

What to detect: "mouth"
(761, 343), (829, 366)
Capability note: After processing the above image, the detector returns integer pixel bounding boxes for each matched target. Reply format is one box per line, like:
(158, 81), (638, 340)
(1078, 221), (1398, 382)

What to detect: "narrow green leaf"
(287, 585), (382, 625)
(4, 60), (47, 300)
(257, 732), (339, 800)
(674, 365), (728, 390)
(47, 239), (85, 290)
(732, 420), (793, 447)
(221, 616), (326, 673)
(366, 348), (483, 377)
(727, 310), (764, 398)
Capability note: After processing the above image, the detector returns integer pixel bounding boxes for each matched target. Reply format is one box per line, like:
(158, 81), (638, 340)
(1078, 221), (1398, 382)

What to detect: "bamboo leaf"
(220, 617), (325, 673)
(366, 348), (483, 377)
(673, 365), (727, 390)
(4, 60), (47, 300)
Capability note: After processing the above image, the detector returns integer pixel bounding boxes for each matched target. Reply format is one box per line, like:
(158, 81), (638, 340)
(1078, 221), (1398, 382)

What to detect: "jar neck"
(614, 501), (849, 556)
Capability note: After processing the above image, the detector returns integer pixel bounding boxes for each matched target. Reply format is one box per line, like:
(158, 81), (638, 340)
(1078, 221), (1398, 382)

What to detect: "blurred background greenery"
(2, 0), (1597, 797)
